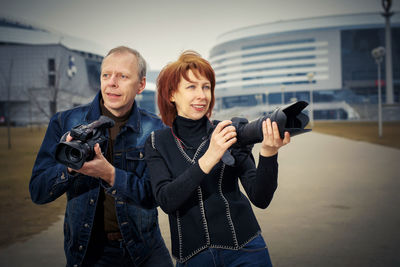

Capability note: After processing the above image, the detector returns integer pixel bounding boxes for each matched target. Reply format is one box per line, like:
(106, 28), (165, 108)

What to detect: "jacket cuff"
(192, 161), (208, 181)
(54, 165), (76, 185)
(102, 167), (123, 196)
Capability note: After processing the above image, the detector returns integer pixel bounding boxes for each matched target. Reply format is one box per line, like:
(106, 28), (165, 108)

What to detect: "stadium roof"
(0, 16), (106, 56)
(216, 12), (400, 46)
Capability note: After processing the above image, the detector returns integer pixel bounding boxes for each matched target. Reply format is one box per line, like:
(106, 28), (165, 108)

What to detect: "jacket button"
(139, 152), (144, 159)
(73, 265), (78, 267)
(112, 189), (117, 195)
(84, 223), (89, 228)
(79, 245), (83, 251)
(61, 172), (65, 179)
(89, 199), (95, 205)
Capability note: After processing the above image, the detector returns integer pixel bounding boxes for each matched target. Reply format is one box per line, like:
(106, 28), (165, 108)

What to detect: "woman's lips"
(192, 104), (206, 111)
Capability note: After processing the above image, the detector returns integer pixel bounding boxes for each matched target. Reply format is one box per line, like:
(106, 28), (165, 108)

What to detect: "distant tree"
(0, 59), (14, 149)
(27, 51), (76, 120)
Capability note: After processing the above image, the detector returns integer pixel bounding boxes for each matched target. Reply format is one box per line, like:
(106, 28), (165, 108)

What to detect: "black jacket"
(144, 117), (278, 263)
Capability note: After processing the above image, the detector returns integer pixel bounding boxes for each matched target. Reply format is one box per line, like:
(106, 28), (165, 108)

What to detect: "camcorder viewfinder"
(55, 116), (115, 170)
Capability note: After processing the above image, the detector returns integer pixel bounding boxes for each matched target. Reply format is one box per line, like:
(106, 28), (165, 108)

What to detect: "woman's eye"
(102, 74), (109, 78)
(203, 85), (211, 90)
(187, 85), (195, 89)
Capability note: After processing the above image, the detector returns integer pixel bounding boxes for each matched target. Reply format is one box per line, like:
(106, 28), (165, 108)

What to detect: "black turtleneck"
(173, 116), (208, 150)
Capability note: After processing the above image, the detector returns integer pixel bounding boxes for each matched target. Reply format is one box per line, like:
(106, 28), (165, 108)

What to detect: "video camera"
(55, 116), (115, 170)
(221, 100), (311, 166)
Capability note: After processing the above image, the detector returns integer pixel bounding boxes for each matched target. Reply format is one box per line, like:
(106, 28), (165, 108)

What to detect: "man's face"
(100, 52), (145, 117)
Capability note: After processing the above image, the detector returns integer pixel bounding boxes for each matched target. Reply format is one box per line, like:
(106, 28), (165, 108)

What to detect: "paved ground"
(0, 132), (399, 266)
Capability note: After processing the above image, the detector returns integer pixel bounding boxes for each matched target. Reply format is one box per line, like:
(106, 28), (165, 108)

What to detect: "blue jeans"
(82, 237), (173, 267)
(176, 235), (273, 267)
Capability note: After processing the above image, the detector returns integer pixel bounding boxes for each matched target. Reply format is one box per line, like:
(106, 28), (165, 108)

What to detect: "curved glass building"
(209, 13), (400, 120)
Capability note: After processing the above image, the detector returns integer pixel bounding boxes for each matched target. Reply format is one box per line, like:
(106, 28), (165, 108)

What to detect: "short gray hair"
(102, 46), (147, 80)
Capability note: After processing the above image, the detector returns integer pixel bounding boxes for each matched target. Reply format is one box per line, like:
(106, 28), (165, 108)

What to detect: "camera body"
(55, 116), (115, 170)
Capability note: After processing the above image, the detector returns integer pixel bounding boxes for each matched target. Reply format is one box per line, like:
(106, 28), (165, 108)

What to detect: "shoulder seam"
(151, 131), (156, 149)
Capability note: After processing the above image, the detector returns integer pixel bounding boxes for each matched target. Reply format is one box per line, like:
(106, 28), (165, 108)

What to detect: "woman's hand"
(260, 118), (290, 157)
(198, 120), (237, 174)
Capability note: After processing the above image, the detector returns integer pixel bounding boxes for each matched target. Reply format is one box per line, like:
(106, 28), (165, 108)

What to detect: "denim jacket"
(29, 92), (166, 267)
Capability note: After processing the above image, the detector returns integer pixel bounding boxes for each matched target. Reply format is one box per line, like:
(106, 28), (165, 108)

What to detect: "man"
(29, 46), (173, 267)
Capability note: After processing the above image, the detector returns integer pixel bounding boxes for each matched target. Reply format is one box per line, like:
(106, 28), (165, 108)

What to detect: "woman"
(145, 51), (290, 266)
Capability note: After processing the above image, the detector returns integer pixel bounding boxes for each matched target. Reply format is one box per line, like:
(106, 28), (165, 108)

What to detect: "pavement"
(0, 132), (399, 266)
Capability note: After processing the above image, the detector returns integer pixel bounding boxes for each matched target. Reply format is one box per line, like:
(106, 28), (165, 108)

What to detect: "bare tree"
(28, 50), (75, 120)
(0, 58), (14, 149)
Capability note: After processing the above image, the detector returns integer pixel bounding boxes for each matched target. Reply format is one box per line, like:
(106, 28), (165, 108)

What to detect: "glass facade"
(341, 27), (400, 103)
(85, 59), (102, 92)
(213, 37), (326, 90)
(137, 91), (156, 113)
(209, 14), (400, 120)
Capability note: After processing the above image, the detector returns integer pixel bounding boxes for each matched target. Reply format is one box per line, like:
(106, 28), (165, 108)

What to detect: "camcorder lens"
(65, 147), (82, 163)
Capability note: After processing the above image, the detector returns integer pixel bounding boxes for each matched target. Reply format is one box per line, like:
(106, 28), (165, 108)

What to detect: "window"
(48, 74), (55, 87)
(48, 58), (55, 72)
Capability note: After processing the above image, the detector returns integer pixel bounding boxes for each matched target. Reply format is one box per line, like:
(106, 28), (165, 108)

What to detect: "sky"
(1, 0), (399, 70)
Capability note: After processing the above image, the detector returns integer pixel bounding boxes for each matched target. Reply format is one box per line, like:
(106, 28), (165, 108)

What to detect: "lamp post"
(382, 0), (394, 104)
(280, 84), (285, 104)
(307, 72), (315, 127)
(372, 46), (385, 137)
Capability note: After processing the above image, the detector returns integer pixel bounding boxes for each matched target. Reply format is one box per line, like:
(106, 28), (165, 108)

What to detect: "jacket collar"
(85, 92), (141, 133)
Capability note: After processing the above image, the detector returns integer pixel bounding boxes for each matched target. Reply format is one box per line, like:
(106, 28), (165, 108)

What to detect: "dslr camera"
(55, 116), (115, 170)
(221, 101), (311, 166)
(233, 100), (311, 145)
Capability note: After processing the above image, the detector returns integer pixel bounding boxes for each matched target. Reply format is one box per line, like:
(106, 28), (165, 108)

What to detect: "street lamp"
(372, 46), (385, 137)
(382, 0), (394, 104)
(307, 72), (315, 127)
(280, 84), (285, 104)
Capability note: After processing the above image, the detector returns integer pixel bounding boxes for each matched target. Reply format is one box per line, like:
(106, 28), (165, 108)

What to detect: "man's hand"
(66, 134), (115, 186)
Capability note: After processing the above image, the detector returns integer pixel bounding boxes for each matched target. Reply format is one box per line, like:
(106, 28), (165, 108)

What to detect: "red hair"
(157, 50), (215, 127)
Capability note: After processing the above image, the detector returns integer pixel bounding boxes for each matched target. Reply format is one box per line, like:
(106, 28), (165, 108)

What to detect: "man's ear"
(137, 77), (146, 94)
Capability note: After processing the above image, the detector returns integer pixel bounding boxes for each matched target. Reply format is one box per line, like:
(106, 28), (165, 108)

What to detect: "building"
(136, 81), (157, 114)
(209, 12), (400, 120)
(0, 17), (105, 126)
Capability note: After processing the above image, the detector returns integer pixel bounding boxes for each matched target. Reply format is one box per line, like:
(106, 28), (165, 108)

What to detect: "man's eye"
(121, 75), (127, 79)
(102, 74), (109, 78)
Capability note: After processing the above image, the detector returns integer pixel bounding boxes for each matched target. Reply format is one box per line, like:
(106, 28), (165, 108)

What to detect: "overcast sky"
(1, 0), (399, 70)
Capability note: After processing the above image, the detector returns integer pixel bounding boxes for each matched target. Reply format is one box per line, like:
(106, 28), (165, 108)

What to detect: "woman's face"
(170, 70), (212, 121)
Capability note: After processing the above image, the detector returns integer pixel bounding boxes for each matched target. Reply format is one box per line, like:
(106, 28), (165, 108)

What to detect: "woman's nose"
(195, 87), (206, 98)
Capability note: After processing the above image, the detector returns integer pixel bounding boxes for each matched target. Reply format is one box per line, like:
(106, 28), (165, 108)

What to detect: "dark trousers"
(82, 237), (173, 267)
(176, 235), (273, 267)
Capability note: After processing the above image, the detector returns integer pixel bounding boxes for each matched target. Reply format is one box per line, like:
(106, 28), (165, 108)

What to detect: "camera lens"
(65, 147), (82, 163)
